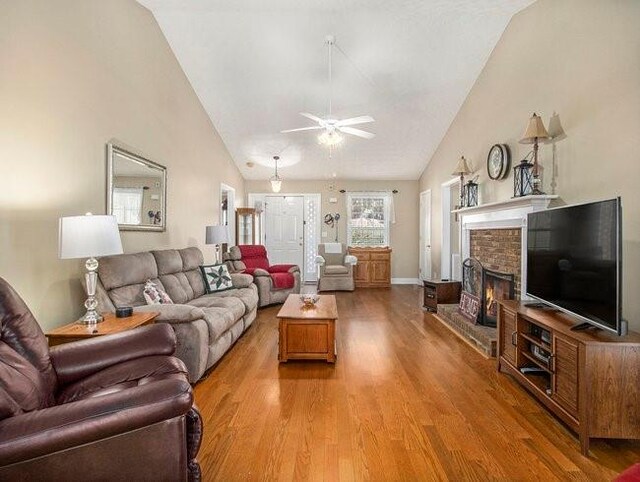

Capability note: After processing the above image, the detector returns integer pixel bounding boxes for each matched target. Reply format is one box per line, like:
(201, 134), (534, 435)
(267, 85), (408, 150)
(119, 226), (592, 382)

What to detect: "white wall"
(419, 0), (640, 329)
(0, 0), (245, 330)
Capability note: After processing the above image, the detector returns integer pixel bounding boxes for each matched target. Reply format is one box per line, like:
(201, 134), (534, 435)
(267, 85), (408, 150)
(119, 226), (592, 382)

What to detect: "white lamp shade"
(205, 225), (229, 244)
(59, 214), (123, 259)
(270, 179), (282, 193)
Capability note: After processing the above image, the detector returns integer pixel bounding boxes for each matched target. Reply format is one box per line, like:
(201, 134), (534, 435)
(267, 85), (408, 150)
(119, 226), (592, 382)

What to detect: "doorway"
(419, 190), (432, 280)
(440, 178), (461, 280)
(220, 183), (236, 247)
(264, 196), (305, 270)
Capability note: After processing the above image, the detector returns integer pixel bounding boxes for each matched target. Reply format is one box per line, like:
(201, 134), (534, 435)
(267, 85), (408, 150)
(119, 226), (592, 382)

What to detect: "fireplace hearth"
(481, 269), (515, 327)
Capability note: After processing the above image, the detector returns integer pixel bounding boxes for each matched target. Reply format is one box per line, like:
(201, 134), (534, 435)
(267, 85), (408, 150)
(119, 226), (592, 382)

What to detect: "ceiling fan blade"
(338, 126), (375, 139)
(281, 125), (325, 133)
(336, 116), (375, 127)
(300, 112), (325, 125)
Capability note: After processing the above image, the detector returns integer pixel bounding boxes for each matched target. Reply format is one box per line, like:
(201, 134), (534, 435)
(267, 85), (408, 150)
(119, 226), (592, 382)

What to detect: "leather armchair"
(0, 277), (202, 481)
(223, 245), (301, 307)
(316, 243), (357, 292)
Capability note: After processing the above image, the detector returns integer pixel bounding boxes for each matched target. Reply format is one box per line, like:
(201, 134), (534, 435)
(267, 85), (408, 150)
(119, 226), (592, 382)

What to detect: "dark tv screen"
(526, 198), (621, 333)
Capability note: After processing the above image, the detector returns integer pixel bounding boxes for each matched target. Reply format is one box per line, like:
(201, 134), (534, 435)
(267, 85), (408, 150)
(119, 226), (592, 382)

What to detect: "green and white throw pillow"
(200, 264), (234, 293)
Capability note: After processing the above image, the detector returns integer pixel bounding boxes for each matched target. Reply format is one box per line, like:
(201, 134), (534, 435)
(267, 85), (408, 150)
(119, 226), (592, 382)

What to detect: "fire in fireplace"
(481, 269), (515, 327)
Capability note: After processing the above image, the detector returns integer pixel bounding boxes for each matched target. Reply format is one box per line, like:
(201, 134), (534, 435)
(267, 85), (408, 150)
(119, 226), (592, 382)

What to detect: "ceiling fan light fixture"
(318, 130), (343, 147)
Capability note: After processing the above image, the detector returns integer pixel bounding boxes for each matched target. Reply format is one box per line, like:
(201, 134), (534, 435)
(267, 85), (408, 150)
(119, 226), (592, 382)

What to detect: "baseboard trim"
(391, 278), (421, 285)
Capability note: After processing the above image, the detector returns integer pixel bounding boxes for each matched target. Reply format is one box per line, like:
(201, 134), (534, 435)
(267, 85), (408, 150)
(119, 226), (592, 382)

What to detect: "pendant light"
(270, 156), (282, 193)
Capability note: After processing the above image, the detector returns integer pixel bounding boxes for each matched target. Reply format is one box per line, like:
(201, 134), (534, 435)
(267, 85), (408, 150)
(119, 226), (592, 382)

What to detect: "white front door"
(419, 190), (432, 280)
(265, 196), (304, 272)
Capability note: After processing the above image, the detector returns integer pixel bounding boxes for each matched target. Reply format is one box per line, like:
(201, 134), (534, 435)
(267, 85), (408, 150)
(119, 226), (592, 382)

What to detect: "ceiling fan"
(281, 35), (375, 147)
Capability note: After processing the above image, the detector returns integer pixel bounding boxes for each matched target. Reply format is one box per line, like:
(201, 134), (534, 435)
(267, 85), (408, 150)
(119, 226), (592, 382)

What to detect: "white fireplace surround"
(452, 195), (558, 299)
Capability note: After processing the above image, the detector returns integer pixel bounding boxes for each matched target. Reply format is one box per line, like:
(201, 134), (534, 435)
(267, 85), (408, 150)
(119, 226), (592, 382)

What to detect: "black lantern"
(464, 179), (479, 207)
(513, 159), (534, 197)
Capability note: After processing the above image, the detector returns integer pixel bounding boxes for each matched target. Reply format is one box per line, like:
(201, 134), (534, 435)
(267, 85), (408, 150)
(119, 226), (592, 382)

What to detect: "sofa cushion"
(237, 245), (270, 271)
(109, 279), (164, 308)
(201, 306), (238, 341)
(188, 295), (245, 320)
(180, 248), (204, 271)
(324, 265), (349, 275)
(99, 252), (158, 291)
(152, 250), (184, 276)
(270, 272), (295, 290)
(159, 272), (197, 305)
(198, 287), (258, 314)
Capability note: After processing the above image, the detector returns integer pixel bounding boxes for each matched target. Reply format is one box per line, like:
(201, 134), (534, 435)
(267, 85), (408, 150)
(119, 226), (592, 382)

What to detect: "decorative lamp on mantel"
(464, 177), (479, 208)
(452, 156), (473, 208)
(59, 213), (123, 324)
(206, 225), (229, 264)
(519, 113), (550, 194)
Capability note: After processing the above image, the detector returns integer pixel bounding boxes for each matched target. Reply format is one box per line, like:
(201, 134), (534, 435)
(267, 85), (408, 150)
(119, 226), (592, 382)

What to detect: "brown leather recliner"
(0, 277), (203, 481)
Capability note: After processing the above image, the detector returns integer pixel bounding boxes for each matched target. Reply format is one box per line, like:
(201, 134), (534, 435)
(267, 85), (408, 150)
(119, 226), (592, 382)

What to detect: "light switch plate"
(329, 197), (338, 203)
(322, 231), (328, 238)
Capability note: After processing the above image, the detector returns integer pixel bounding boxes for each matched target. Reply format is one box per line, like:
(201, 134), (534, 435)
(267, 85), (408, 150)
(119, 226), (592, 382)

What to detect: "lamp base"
(78, 311), (104, 325)
(77, 257), (104, 325)
(532, 175), (545, 195)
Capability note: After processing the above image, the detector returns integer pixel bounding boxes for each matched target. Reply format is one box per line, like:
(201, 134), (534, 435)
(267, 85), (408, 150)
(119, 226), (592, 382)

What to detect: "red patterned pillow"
(143, 280), (173, 305)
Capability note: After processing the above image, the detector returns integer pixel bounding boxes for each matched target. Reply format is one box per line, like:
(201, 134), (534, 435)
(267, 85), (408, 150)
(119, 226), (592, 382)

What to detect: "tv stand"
(497, 300), (640, 456)
(570, 321), (599, 331)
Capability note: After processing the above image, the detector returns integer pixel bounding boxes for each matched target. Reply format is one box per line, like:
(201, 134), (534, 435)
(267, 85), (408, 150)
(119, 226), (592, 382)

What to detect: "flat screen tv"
(526, 198), (625, 335)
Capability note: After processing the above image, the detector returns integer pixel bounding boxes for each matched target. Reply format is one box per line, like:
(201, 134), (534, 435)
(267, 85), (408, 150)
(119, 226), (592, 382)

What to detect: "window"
(112, 187), (143, 225)
(347, 192), (391, 247)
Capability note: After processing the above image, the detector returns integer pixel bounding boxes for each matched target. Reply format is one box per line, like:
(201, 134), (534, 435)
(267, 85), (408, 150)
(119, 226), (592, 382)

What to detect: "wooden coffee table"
(277, 294), (338, 363)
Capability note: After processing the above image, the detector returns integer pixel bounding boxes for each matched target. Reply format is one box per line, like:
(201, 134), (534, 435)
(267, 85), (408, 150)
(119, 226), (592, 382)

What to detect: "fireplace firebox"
(481, 269), (515, 327)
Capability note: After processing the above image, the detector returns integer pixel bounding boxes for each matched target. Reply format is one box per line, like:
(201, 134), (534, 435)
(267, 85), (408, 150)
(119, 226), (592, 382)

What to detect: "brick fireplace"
(457, 196), (557, 302)
(470, 228), (522, 298)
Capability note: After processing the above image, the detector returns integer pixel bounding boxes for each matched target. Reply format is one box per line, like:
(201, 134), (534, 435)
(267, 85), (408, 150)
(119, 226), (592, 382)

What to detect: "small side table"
(47, 312), (158, 346)
(423, 279), (461, 313)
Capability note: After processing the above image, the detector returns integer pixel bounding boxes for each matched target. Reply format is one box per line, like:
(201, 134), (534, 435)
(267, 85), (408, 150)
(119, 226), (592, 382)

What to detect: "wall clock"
(487, 144), (510, 180)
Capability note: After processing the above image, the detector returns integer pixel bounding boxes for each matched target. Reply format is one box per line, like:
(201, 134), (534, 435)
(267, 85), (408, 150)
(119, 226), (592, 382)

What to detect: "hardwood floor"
(194, 286), (640, 481)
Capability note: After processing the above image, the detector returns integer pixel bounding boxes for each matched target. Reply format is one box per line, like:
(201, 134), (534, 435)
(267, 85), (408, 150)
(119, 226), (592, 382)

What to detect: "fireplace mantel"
(452, 195), (558, 215)
(455, 195), (558, 300)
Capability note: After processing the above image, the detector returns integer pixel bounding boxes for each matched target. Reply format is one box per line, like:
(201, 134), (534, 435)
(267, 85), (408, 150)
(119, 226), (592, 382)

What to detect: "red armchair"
(0, 277), (202, 481)
(223, 245), (301, 307)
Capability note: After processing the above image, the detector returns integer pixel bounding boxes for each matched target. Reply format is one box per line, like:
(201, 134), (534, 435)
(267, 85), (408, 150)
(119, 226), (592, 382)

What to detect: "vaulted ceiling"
(138, 0), (534, 180)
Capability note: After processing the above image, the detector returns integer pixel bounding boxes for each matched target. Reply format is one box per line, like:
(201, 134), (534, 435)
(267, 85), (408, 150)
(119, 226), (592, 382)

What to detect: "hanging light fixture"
(270, 156), (282, 193)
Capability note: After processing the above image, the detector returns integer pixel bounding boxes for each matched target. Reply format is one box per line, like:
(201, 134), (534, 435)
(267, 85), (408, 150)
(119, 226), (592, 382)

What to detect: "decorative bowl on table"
(299, 294), (320, 308)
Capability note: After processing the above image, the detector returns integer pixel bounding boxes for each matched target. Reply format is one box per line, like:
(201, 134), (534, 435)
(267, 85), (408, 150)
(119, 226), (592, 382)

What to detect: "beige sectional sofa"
(95, 247), (258, 382)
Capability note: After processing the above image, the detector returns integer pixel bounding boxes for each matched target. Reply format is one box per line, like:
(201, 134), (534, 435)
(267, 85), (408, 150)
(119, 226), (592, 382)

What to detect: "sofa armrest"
(134, 304), (205, 323)
(230, 273), (253, 288)
(50, 324), (176, 386)
(344, 255), (358, 265)
(251, 268), (271, 277)
(269, 264), (299, 273)
(0, 378), (192, 467)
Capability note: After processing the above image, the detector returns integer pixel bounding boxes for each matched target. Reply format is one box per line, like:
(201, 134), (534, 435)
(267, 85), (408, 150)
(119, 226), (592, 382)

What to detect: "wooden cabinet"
(348, 247), (391, 288)
(497, 300), (640, 455)
(235, 208), (257, 245)
(422, 279), (462, 313)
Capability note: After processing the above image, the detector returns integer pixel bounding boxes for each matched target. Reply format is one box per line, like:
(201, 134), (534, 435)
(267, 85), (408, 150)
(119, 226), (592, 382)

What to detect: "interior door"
(419, 190), (432, 280)
(265, 196), (304, 271)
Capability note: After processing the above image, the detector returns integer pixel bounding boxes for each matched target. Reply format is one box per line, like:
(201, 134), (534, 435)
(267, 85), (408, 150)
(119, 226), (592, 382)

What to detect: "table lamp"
(205, 225), (229, 264)
(452, 156), (473, 208)
(519, 113), (550, 194)
(59, 213), (123, 324)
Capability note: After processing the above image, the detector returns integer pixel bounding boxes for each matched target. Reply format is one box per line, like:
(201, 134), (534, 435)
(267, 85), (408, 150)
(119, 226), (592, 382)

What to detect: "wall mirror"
(107, 142), (167, 232)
